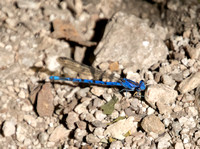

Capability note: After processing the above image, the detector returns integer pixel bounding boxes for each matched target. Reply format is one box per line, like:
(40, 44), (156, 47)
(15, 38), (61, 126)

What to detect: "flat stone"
(104, 117), (137, 140)
(37, 83), (54, 117)
(178, 72), (200, 93)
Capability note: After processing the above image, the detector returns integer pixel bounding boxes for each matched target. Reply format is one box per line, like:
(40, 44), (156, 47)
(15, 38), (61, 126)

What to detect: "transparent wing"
(57, 57), (119, 81)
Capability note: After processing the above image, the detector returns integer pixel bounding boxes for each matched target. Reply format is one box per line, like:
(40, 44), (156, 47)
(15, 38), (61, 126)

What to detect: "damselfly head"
(139, 80), (146, 91)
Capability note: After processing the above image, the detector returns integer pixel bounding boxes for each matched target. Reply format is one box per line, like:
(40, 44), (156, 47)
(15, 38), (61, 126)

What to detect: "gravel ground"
(1, 0), (200, 148)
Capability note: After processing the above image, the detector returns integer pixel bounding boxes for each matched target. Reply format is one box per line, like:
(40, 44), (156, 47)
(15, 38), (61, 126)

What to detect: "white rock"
(46, 56), (61, 72)
(145, 84), (178, 109)
(147, 107), (155, 115)
(95, 110), (106, 121)
(157, 141), (170, 149)
(2, 120), (16, 137)
(104, 117), (137, 140)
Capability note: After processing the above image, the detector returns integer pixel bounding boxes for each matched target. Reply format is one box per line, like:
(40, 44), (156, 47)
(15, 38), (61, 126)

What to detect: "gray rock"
(38, 132), (49, 144)
(91, 120), (107, 128)
(94, 12), (168, 72)
(157, 102), (172, 115)
(86, 134), (100, 143)
(76, 87), (90, 97)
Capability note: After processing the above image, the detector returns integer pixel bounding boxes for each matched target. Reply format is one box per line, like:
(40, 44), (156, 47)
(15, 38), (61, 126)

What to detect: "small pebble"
(161, 74), (176, 87)
(172, 121), (182, 136)
(38, 132), (49, 144)
(94, 110), (106, 121)
(186, 107), (198, 117)
(94, 128), (104, 139)
(74, 128), (87, 141)
(23, 115), (37, 127)
(110, 141), (123, 148)
(76, 121), (87, 130)
(86, 134), (100, 143)
(49, 125), (70, 142)
(147, 107), (155, 115)
(16, 124), (27, 142)
(18, 89), (26, 98)
(141, 114), (165, 135)
(182, 93), (195, 102)
(91, 86), (105, 96)
(66, 111), (79, 130)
